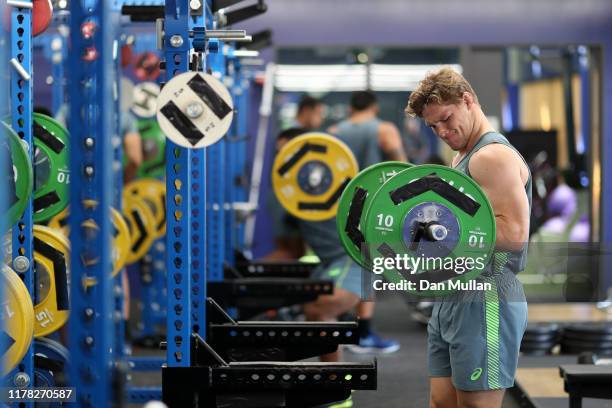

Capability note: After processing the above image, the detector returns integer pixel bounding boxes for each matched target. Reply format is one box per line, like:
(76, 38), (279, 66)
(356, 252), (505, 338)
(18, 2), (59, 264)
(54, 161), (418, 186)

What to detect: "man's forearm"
(494, 216), (528, 252)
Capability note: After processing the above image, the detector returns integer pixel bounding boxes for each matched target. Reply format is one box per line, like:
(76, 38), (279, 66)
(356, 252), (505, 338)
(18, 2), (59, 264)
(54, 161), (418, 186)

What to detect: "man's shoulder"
(377, 120), (399, 134)
(471, 143), (519, 167)
(469, 141), (529, 181)
(473, 141), (509, 156)
(472, 132), (524, 161)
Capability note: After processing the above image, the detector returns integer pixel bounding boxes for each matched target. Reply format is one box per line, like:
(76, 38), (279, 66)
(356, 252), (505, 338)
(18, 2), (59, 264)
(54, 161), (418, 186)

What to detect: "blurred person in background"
(402, 115), (430, 164)
(290, 95), (324, 131)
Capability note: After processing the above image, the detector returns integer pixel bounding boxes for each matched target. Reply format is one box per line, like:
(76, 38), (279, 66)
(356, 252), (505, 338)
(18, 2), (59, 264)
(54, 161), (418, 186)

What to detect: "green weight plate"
(1, 122), (33, 230)
(337, 161), (413, 268)
(32, 113), (70, 223)
(126, 119), (165, 179)
(363, 164), (496, 296)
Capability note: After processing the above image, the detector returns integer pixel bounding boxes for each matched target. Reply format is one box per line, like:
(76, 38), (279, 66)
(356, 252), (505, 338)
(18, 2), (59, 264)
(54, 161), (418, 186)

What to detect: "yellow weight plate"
(122, 194), (156, 264)
(47, 199), (101, 236)
(80, 207), (131, 280)
(272, 132), (358, 221)
(33, 225), (70, 338)
(110, 208), (131, 275)
(46, 205), (69, 236)
(47, 202), (132, 280)
(123, 178), (166, 239)
(1, 265), (35, 376)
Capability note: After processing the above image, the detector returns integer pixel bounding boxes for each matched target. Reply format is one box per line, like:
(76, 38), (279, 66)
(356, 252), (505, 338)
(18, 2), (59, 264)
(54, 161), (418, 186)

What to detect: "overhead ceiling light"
(275, 64), (367, 92)
(274, 63), (462, 92)
(370, 64), (462, 91)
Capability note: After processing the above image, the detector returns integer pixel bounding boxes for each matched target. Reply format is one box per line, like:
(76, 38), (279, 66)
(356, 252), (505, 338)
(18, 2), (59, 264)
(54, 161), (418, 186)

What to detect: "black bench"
(559, 364), (612, 408)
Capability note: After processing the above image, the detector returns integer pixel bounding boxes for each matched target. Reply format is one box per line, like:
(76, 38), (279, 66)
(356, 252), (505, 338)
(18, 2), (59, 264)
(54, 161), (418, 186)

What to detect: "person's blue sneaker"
(346, 331), (400, 354)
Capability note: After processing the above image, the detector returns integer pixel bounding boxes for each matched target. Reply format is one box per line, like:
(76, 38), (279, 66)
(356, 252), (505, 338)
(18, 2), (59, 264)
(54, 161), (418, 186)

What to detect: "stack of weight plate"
(561, 323), (612, 356)
(520, 323), (561, 355)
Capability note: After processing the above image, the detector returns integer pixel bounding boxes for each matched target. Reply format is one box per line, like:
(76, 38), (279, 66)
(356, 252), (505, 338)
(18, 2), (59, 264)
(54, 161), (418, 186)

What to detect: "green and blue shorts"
(427, 271), (528, 391)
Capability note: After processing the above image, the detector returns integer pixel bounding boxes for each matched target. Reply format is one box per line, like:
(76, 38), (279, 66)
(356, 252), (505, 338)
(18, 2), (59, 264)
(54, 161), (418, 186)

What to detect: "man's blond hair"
(406, 67), (478, 118)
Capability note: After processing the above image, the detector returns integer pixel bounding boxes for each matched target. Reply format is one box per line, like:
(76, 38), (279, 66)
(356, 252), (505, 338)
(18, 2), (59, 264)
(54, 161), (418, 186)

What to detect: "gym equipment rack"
(7, 4), (35, 406)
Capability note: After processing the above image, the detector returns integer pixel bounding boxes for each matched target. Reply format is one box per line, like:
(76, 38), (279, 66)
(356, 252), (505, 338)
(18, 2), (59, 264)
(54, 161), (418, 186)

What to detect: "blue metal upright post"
(577, 45), (590, 154)
(224, 50), (250, 260)
(9, 4), (34, 399)
(152, 48), (171, 338)
(0, 0), (6, 214)
(224, 53), (237, 264)
(113, 34), (126, 360)
(68, 1), (117, 406)
(207, 45), (226, 281)
(0, 0), (9, 390)
(235, 63), (250, 251)
(502, 49), (520, 132)
(164, 0), (207, 369)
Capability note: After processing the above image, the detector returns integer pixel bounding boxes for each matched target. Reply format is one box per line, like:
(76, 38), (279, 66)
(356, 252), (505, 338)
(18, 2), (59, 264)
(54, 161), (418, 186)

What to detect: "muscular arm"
(378, 122), (408, 162)
(469, 145), (530, 252)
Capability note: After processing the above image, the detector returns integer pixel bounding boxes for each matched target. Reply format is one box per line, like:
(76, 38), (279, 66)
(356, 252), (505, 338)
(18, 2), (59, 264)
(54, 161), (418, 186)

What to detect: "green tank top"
(453, 132), (532, 274)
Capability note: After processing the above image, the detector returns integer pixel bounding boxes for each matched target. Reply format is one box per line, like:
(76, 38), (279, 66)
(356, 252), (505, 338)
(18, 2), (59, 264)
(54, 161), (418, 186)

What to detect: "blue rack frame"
(502, 49), (520, 132)
(206, 46), (227, 281)
(164, 0), (207, 368)
(8, 4), (34, 400)
(577, 46), (590, 155)
(224, 57), (238, 262)
(67, 1), (118, 405)
(234, 58), (250, 252)
(113, 34), (126, 360)
(0, 0), (6, 378)
(136, 245), (167, 340)
(216, 45), (253, 265)
(0, 1), (6, 192)
(1, 0), (11, 393)
(3, 0), (254, 402)
(224, 50), (249, 261)
(224, 57), (236, 263)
